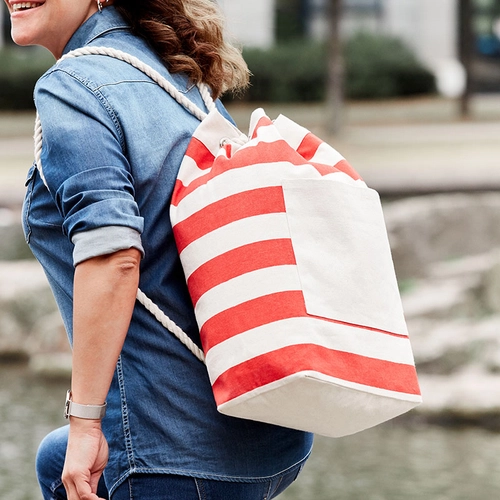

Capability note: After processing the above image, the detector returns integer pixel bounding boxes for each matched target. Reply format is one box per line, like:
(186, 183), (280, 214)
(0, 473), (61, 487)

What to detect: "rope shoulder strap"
(33, 46), (207, 363)
(137, 289), (204, 363)
(34, 46), (216, 181)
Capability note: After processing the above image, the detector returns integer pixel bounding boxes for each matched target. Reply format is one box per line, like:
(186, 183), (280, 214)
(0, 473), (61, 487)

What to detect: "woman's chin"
(9, 22), (32, 45)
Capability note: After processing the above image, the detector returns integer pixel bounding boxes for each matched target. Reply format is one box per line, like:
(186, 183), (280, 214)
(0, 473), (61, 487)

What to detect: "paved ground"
(2, 94), (500, 207)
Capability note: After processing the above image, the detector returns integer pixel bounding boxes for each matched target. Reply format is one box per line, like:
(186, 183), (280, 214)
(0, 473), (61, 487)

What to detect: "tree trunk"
(325, 0), (344, 135)
(458, 0), (474, 118)
(0, 5), (4, 49)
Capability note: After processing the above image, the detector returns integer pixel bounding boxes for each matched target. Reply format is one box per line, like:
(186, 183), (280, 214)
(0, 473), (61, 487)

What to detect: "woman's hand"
(62, 419), (109, 500)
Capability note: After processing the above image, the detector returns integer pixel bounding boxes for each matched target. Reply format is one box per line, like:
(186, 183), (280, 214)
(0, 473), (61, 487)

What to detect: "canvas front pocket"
(282, 178), (407, 335)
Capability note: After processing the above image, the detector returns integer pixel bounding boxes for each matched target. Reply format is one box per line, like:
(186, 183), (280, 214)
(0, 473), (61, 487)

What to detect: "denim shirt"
(23, 7), (312, 495)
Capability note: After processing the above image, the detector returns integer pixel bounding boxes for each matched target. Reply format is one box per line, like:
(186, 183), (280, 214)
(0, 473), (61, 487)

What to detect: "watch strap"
(64, 390), (107, 420)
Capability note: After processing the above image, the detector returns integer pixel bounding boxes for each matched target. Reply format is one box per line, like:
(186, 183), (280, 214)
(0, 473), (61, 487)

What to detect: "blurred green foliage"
(0, 33), (436, 109)
(275, 0), (306, 42)
(345, 32), (436, 99)
(241, 41), (328, 102)
(0, 47), (54, 110)
(236, 32), (435, 102)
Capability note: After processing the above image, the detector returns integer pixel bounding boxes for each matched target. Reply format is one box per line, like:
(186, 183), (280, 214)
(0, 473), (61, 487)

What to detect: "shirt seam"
(87, 25), (130, 45)
(40, 67), (126, 152)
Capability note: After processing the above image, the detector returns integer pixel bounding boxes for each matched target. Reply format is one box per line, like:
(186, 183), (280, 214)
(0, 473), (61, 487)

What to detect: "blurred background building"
(2, 1), (500, 97)
(221, 0), (500, 97)
(222, 0), (457, 63)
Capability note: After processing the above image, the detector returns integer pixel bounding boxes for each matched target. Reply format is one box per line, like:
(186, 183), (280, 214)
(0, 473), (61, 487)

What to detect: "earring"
(97, 0), (108, 13)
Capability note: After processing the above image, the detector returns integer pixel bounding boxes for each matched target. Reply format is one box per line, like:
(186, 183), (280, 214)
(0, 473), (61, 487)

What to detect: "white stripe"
(179, 213), (291, 278)
(194, 265), (301, 329)
(175, 156), (211, 187)
(173, 162), (298, 223)
(250, 123), (286, 145)
(273, 114), (349, 171)
(248, 108), (267, 136)
(322, 171), (366, 186)
(172, 161), (363, 225)
(310, 142), (345, 166)
(273, 114), (309, 150)
(205, 317), (415, 383)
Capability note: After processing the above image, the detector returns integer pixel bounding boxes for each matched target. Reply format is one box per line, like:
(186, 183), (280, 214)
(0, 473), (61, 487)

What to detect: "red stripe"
(212, 344), (421, 406)
(173, 186), (285, 253)
(296, 132), (322, 161)
(330, 159), (362, 181)
(171, 179), (187, 207)
(200, 291), (307, 352)
(172, 139), (323, 207)
(184, 137), (215, 170)
(309, 161), (343, 176)
(296, 133), (362, 181)
(172, 132), (365, 208)
(188, 239), (296, 306)
(308, 160), (360, 181)
(201, 288), (408, 353)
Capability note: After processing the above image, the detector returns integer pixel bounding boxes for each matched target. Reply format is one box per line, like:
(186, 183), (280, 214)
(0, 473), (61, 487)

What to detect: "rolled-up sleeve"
(35, 66), (145, 265)
(72, 226), (144, 266)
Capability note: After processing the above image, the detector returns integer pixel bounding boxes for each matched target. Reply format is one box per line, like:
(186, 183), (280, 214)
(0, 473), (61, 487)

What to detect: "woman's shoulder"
(40, 37), (163, 85)
(34, 30), (209, 137)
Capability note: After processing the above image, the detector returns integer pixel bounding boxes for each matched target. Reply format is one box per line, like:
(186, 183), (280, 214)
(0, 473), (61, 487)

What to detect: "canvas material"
(218, 374), (421, 437)
(170, 107), (422, 438)
(282, 178), (408, 334)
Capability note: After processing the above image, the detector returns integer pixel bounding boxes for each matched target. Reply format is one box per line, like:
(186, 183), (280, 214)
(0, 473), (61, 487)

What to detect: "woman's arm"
(62, 247), (142, 500)
(71, 247), (141, 404)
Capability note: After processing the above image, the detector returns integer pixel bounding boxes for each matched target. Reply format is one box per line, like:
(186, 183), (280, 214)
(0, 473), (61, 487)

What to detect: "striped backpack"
(37, 47), (422, 438)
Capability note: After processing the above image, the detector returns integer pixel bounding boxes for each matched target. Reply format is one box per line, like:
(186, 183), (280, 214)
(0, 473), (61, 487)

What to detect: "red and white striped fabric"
(33, 48), (420, 437)
(170, 107), (421, 438)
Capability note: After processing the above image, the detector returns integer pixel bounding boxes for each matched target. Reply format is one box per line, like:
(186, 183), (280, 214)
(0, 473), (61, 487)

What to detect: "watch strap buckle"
(64, 390), (107, 420)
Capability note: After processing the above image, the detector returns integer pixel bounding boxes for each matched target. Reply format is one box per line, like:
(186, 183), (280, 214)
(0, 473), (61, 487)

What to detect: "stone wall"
(2, 193), (500, 422)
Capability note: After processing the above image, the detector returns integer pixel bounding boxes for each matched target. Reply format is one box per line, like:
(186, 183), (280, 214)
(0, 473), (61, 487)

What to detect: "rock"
(380, 193), (500, 422)
(26, 310), (69, 358)
(0, 208), (34, 260)
(402, 275), (483, 320)
(29, 352), (72, 379)
(417, 370), (500, 419)
(1, 191), (500, 415)
(482, 256), (500, 314)
(0, 261), (59, 361)
(0, 260), (70, 377)
(385, 192), (500, 279)
(408, 316), (500, 375)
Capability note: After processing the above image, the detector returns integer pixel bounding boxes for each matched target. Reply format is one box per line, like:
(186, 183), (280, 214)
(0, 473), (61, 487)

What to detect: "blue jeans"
(36, 426), (303, 500)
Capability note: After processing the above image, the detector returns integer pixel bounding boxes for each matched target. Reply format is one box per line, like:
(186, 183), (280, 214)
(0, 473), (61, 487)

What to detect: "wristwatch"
(64, 390), (107, 420)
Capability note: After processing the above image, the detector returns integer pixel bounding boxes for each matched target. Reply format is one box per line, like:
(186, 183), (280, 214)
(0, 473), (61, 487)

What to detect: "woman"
(5, 1), (313, 499)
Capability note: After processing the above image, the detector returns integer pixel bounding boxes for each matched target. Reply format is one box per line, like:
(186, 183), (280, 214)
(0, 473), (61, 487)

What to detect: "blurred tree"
(275, 0), (307, 41)
(459, 0), (474, 117)
(326, 0), (344, 134)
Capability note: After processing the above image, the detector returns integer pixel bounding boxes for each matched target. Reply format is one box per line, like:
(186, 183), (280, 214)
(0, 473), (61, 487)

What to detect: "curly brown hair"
(113, 0), (249, 98)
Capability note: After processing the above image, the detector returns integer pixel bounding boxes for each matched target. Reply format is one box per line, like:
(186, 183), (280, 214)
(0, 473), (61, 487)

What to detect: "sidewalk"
(2, 95), (500, 207)
(228, 94), (500, 196)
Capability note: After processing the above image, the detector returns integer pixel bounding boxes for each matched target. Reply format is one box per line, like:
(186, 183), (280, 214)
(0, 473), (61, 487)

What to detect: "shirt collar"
(63, 6), (130, 55)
